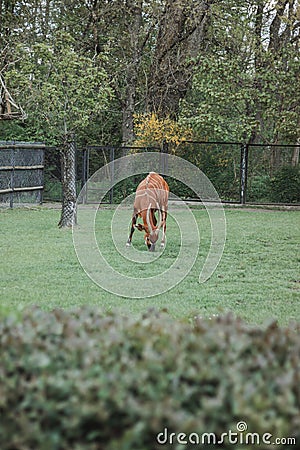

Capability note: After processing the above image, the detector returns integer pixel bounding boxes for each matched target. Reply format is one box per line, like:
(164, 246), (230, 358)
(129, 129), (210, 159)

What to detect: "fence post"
(58, 135), (77, 227)
(38, 147), (45, 205)
(160, 139), (169, 174)
(109, 147), (115, 204)
(240, 143), (249, 205)
(81, 147), (88, 204)
(10, 147), (14, 208)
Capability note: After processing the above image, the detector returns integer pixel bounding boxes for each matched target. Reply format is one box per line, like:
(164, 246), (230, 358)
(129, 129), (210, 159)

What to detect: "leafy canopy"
(6, 31), (112, 143)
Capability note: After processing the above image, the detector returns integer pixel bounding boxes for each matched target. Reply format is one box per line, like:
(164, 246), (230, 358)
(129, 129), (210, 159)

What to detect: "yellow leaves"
(133, 113), (193, 149)
(215, 157), (228, 168)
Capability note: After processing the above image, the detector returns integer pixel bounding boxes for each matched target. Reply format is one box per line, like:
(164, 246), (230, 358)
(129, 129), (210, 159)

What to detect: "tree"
(2, 0), (299, 180)
(80, 0), (160, 144)
(181, 0), (300, 146)
(79, 0), (216, 143)
(7, 32), (112, 226)
(146, 0), (215, 119)
(0, 0), (30, 119)
(254, 0), (300, 145)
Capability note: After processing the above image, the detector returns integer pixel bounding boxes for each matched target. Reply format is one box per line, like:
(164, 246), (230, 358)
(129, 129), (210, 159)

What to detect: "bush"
(1, 307), (300, 449)
(270, 166), (300, 203)
(247, 175), (271, 202)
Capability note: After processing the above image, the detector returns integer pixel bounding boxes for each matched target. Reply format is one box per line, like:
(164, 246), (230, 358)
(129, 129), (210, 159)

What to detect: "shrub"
(270, 165), (300, 203)
(1, 307), (300, 449)
(247, 175), (271, 202)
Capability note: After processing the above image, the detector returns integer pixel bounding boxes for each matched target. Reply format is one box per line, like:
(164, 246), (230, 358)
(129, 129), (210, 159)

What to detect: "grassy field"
(1, 205), (299, 324)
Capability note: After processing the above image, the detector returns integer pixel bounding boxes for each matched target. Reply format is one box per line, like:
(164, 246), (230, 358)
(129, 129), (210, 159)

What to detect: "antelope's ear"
(135, 224), (146, 231)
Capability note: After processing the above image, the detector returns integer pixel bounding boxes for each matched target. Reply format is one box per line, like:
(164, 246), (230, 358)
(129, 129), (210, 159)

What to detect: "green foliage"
(1, 307), (300, 449)
(1, 0), (299, 148)
(256, 46), (300, 143)
(181, 2), (300, 144)
(0, 121), (29, 142)
(270, 166), (300, 203)
(174, 142), (241, 201)
(5, 32), (112, 144)
(182, 55), (257, 142)
(112, 175), (144, 203)
(247, 175), (271, 202)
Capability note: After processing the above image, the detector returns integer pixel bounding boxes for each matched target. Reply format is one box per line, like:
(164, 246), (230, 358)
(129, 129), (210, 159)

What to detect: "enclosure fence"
(0, 142), (45, 207)
(79, 141), (299, 205)
(15, 139), (299, 206)
(175, 141), (300, 204)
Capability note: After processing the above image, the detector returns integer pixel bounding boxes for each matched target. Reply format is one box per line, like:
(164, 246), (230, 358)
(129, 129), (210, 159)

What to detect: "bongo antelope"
(126, 172), (169, 251)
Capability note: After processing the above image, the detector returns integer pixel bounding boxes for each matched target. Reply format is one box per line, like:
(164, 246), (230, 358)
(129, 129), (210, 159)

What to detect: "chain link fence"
(80, 142), (299, 205)
(246, 144), (300, 203)
(0, 142), (44, 207)
(4, 140), (298, 206)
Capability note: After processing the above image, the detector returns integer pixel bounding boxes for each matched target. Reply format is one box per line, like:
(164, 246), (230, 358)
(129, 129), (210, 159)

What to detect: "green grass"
(1, 205), (299, 324)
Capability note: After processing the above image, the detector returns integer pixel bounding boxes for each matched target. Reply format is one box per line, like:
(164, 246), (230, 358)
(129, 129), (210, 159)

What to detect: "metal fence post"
(81, 147), (88, 204)
(10, 146), (14, 208)
(109, 147), (115, 204)
(81, 148), (87, 188)
(38, 147), (45, 205)
(240, 143), (249, 205)
(160, 139), (169, 175)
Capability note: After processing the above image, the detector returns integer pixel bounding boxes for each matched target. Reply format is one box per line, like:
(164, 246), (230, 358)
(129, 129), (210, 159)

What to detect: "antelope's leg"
(161, 211), (167, 247)
(126, 214), (137, 246)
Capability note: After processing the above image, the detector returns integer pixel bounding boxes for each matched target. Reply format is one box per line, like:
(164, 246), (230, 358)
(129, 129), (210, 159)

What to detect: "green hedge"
(1, 307), (300, 450)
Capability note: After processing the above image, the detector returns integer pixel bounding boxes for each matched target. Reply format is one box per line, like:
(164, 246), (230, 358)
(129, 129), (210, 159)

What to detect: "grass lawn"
(0, 205), (299, 324)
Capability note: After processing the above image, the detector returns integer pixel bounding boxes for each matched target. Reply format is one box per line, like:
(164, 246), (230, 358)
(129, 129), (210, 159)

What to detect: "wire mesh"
(13, 147), (44, 166)
(81, 142), (299, 205)
(247, 145), (300, 203)
(84, 146), (161, 204)
(0, 142), (44, 207)
(0, 149), (10, 167)
(176, 141), (241, 202)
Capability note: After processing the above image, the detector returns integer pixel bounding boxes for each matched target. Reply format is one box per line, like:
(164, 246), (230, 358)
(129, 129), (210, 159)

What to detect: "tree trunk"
(292, 138), (300, 167)
(270, 146), (281, 177)
(268, 0), (289, 53)
(122, 67), (139, 145)
(121, 0), (143, 145)
(147, 0), (212, 118)
(58, 135), (77, 228)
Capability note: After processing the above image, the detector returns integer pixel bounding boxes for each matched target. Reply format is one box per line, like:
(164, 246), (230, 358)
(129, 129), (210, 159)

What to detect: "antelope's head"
(135, 204), (161, 251)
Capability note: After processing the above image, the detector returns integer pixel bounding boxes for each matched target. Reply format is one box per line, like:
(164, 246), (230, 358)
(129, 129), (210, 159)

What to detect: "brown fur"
(126, 172), (169, 251)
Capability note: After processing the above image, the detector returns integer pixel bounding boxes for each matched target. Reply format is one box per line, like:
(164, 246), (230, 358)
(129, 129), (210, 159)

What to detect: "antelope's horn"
(157, 202), (162, 230)
(146, 204), (152, 234)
